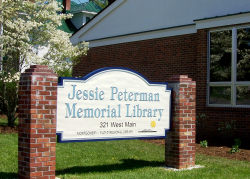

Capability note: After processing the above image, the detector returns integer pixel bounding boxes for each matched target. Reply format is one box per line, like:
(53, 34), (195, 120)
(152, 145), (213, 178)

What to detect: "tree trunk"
(7, 115), (15, 128)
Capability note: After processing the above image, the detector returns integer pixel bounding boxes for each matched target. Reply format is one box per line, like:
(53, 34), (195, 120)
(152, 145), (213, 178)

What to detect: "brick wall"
(73, 33), (197, 81)
(73, 29), (250, 147)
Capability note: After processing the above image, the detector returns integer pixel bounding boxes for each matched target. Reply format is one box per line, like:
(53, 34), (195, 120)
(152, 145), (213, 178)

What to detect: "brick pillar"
(18, 65), (57, 179)
(165, 75), (196, 169)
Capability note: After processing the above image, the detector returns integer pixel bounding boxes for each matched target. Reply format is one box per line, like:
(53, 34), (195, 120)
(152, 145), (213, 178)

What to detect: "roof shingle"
(58, 19), (77, 34)
(57, 0), (102, 13)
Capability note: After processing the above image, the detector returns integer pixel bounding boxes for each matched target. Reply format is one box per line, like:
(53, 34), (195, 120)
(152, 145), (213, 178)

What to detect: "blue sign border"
(56, 67), (172, 143)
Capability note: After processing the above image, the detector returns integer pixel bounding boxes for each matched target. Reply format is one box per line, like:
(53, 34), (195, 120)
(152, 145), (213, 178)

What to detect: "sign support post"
(18, 65), (57, 179)
(166, 75), (196, 169)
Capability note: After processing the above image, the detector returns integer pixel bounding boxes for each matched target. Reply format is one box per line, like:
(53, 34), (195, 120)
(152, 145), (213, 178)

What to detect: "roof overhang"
(85, 24), (196, 48)
(72, 11), (97, 15)
(194, 11), (250, 29)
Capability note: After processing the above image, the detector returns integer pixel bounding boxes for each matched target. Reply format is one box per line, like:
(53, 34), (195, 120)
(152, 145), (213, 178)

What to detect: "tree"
(0, 0), (88, 127)
(90, 0), (108, 8)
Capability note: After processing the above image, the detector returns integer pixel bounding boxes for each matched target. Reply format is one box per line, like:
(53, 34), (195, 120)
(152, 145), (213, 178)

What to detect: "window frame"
(207, 26), (250, 108)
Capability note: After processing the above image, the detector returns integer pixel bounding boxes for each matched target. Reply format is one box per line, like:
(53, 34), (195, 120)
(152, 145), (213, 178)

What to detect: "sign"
(56, 68), (171, 142)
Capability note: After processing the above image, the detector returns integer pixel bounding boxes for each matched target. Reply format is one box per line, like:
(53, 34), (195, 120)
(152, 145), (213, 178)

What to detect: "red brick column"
(165, 75), (196, 169)
(18, 65), (57, 179)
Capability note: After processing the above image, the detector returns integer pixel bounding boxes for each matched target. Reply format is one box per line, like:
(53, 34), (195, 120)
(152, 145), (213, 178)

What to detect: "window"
(208, 27), (250, 107)
(86, 17), (91, 23)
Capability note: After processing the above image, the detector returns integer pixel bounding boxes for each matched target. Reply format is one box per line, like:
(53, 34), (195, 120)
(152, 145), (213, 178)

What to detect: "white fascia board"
(195, 12), (250, 29)
(87, 24), (196, 48)
(70, 0), (126, 45)
(72, 11), (97, 15)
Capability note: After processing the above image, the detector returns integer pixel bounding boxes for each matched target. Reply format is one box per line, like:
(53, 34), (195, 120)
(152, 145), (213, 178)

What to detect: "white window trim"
(207, 26), (250, 108)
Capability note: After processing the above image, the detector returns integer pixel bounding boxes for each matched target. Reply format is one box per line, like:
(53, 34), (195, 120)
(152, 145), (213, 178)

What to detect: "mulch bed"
(0, 114), (18, 134)
(143, 139), (250, 162)
(195, 143), (250, 161)
(1, 114), (249, 162)
(0, 125), (18, 134)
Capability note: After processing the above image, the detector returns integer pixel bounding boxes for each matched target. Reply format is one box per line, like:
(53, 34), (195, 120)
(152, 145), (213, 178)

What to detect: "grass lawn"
(0, 117), (8, 126)
(0, 117), (18, 126)
(0, 132), (250, 179)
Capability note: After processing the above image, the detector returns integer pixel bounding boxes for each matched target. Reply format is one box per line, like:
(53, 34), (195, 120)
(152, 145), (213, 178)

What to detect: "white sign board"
(56, 68), (171, 142)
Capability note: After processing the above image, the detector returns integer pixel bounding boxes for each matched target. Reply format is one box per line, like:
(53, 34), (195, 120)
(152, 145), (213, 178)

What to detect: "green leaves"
(200, 140), (208, 148)
(230, 139), (241, 153)
(0, 0), (88, 74)
(0, 0), (88, 127)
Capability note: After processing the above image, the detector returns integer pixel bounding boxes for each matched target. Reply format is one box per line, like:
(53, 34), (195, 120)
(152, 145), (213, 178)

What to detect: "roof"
(57, 0), (102, 14)
(71, 1), (102, 13)
(58, 19), (77, 34)
(71, 0), (115, 36)
(56, 1), (103, 34)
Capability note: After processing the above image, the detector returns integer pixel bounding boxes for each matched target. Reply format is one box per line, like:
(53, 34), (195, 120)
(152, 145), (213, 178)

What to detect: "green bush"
(200, 140), (208, 148)
(230, 139), (241, 153)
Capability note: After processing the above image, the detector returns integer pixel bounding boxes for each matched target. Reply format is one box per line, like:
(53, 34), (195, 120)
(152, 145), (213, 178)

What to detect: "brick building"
(70, 0), (250, 146)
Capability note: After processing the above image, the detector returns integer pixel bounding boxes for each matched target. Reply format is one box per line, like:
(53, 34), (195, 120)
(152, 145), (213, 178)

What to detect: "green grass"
(0, 117), (7, 126)
(0, 117), (18, 126)
(0, 134), (250, 179)
(0, 133), (18, 178)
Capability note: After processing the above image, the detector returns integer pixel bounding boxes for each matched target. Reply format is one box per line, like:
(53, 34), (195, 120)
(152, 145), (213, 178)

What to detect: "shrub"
(230, 139), (241, 153)
(200, 140), (208, 148)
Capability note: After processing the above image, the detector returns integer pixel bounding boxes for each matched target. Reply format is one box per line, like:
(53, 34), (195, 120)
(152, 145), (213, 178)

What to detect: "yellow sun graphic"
(150, 120), (156, 128)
